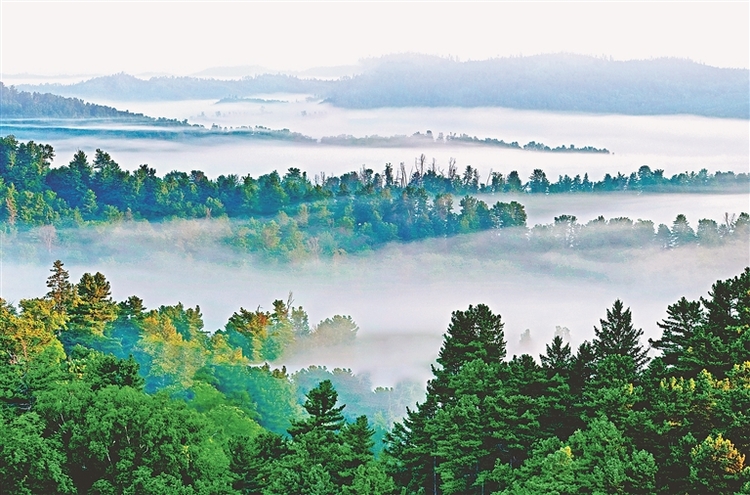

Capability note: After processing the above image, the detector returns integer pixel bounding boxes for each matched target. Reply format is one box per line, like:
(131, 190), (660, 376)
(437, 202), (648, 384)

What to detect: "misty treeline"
(15, 54), (749, 118)
(2, 85), (612, 154)
(2, 261), (749, 494)
(319, 132), (609, 154)
(18, 72), (332, 103)
(1, 136), (747, 263)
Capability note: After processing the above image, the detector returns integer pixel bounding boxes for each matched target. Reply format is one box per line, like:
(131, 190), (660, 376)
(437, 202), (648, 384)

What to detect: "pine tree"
(593, 300), (649, 370)
(384, 305), (512, 495)
(288, 379), (346, 437)
(436, 303), (506, 378)
(69, 272), (117, 335)
(540, 335), (573, 376)
(650, 297), (703, 368)
(45, 260), (75, 313)
(670, 214), (697, 247)
(340, 415), (376, 484)
(649, 268), (750, 378)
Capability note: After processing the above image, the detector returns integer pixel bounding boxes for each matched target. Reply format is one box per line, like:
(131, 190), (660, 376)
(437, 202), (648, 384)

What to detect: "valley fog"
(11, 101), (748, 183)
(4, 219), (747, 386)
(3, 101), (748, 388)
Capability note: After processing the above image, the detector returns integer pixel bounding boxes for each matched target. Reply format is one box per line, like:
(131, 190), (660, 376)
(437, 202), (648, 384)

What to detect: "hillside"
(0, 82), (189, 124)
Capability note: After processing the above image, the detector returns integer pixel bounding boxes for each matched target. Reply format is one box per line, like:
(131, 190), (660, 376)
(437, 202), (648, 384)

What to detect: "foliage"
(2, 137), (747, 265)
(0, 262), (748, 494)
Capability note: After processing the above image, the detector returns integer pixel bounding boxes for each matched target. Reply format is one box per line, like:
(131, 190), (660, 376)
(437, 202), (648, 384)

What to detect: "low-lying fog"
(4, 212), (747, 387)
(7, 101), (748, 183)
(482, 192), (749, 227)
(4, 98), (748, 389)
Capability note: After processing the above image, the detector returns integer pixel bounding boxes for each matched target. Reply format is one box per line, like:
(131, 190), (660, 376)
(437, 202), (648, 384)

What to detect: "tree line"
(1, 136), (747, 262)
(1, 263), (748, 493)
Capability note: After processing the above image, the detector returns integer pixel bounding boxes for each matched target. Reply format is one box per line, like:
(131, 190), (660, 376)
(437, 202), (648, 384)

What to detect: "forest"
(1, 136), (748, 263)
(0, 262), (748, 494)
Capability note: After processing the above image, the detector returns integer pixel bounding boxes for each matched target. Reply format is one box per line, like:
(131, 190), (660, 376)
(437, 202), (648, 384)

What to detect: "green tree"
(289, 379), (346, 437)
(69, 272), (117, 336)
(593, 300), (649, 370)
(0, 412), (75, 494)
(46, 259), (75, 314)
(689, 434), (749, 494)
(540, 335), (573, 376)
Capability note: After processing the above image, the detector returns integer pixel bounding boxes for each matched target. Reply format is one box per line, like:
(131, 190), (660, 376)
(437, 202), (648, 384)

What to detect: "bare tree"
(448, 157), (457, 180)
(39, 225), (56, 253)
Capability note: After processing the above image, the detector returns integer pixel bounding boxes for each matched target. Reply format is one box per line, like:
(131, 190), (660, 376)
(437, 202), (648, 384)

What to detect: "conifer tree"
(540, 335), (572, 376)
(593, 300), (649, 370)
(288, 379), (345, 437)
(45, 260), (75, 314)
(69, 272), (117, 335)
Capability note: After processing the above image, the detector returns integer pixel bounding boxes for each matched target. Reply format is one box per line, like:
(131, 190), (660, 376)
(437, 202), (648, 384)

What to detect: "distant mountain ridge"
(327, 54), (749, 118)
(20, 73), (332, 101)
(14, 54), (750, 118)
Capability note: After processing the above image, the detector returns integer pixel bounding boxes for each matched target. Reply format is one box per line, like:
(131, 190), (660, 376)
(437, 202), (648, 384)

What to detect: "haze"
(3, 212), (748, 386)
(1, 2), (748, 79)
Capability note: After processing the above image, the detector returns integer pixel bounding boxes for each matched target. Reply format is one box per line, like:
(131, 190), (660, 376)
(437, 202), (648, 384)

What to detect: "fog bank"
(3, 218), (746, 386)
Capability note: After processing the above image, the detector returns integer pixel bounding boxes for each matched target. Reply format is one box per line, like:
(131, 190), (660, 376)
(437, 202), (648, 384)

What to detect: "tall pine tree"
(593, 299), (649, 370)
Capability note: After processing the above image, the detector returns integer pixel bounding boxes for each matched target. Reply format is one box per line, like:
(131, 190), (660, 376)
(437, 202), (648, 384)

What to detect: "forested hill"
(15, 54), (750, 118)
(0, 82), (188, 124)
(326, 54), (750, 118)
(1, 136), (748, 263)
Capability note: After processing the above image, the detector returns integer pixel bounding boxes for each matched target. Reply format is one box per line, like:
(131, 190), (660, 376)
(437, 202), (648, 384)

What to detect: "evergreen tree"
(45, 260), (75, 314)
(340, 415), (376, 484)
(540, 335), (573, 376)
(650, 297), (703, 368)
(649, 267), (750, 378)
(670, 214), (697, 247)
(288, 379), (346, 437)
(69, 272), (117, 335)
(435, 303), (506, 378)
(593, 300), (649, 370)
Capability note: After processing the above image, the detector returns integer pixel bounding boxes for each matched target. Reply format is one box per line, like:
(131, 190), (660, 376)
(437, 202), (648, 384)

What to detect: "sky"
(1, 1), (748, 78)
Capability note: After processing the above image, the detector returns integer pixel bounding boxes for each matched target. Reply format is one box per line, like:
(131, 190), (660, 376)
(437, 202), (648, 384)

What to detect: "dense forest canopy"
(1, 136), (747, 263)
(0, 261), (748, 493)
(14, 54), (749, 118)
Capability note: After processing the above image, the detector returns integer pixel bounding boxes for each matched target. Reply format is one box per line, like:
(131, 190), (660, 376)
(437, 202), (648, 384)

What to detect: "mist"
(3, 209), (747, 387)
(2, 95), (747, 389)
(5, 103), (748, 193)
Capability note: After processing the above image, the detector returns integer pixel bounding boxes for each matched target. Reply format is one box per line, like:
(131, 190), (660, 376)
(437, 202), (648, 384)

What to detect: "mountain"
(14, 54), (749, 118)
(325, 53), (750, 118)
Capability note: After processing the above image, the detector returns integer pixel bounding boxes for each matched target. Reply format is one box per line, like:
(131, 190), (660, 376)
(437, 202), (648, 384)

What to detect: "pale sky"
(1, 2), (748, 77)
